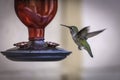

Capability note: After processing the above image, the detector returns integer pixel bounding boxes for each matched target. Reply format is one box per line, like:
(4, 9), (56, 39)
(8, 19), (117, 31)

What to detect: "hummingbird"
(61, 24), (105, 58)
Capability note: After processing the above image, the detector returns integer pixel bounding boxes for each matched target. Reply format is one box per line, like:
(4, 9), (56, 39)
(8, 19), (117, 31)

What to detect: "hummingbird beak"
(60, 24), (71, 29)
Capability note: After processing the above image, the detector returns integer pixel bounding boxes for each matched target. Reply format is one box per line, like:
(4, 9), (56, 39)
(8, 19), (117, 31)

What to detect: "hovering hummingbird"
(61, 24), (105, 58)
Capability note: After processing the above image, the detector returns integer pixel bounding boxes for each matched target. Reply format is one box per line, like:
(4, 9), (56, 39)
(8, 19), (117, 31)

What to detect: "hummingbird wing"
(80, 39), (93, 58)
(86, 29), (106, 39)
(77, 26), (90, 38)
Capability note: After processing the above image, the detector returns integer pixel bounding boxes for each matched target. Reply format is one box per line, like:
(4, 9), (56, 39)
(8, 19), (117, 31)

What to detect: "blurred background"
(0, 0), (120, 80)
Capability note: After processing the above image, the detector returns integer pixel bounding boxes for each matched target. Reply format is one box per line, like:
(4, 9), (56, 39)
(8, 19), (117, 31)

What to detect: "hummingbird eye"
(70, 28), (75, 34)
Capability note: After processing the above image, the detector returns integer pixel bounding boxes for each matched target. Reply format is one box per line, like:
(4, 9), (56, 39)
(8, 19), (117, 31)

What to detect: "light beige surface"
(60, 0), (82, 80)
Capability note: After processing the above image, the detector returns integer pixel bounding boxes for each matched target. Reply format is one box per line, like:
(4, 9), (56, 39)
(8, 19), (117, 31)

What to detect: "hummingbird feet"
(78, 46), (82, 50)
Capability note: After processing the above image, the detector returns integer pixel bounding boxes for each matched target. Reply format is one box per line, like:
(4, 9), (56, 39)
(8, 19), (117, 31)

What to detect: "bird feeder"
(1, 0), (71, 61)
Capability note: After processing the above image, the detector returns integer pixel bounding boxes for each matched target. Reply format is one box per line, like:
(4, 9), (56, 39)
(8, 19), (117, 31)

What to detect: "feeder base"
(1, 47), (71, 61)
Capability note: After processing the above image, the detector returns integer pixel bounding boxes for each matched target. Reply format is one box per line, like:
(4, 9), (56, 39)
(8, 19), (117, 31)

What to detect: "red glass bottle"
(15, 0), (58, 49)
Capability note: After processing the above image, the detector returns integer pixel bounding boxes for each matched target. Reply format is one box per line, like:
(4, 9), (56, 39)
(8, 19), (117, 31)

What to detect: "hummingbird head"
(61, 24), (78, 35)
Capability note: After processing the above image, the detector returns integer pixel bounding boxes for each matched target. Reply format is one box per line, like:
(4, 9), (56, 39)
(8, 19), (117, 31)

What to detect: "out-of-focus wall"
(82, 0), (120, 80)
